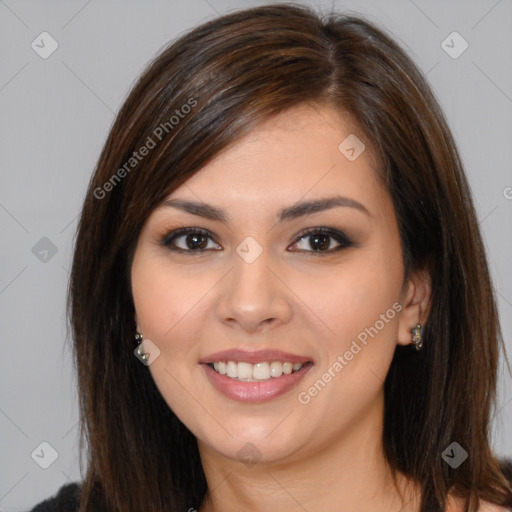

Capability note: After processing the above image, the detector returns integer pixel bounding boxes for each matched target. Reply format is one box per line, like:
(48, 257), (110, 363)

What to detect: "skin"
(130, 102), (434, 511)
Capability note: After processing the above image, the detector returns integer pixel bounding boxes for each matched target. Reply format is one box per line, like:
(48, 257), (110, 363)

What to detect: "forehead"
(160, 103), (387, 219)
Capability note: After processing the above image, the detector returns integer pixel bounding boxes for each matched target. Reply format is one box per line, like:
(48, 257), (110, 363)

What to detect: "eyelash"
(158, 225), (354, 255)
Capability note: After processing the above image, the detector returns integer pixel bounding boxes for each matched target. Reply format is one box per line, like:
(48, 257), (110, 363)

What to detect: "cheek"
(294, 256), (403, 422)
(293, 250), (402, 343)
(132, 257), (173, 338)
(132, 250), (215, 341)
(131, 252), (209, 417)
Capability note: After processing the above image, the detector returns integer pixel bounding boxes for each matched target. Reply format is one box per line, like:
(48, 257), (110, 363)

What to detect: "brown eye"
(161, 228), (221, 252)
(290, 228), (353, 253)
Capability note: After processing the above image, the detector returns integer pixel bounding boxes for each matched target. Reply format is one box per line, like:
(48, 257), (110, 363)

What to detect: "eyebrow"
(161, 195), (371, 223)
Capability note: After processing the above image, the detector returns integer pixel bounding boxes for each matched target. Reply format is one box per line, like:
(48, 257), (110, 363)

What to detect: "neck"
(197, 393), (420, 512)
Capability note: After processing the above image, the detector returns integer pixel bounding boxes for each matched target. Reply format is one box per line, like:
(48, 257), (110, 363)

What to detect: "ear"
(397, 268), (431, 347)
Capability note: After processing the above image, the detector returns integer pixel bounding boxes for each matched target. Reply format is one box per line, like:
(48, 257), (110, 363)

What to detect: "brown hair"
(68, 3), (512, 511)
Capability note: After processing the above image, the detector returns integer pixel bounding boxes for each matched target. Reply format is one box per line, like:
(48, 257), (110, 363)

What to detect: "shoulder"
(475, 502), (511, 512)
(29, 482), (81, 512)
(474, 457), (512, 511)
(446, 457), (512, 512)
(446, 497), (511, 512)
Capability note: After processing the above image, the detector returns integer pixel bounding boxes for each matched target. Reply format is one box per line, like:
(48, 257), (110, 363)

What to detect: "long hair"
(68, 4), (512, 511)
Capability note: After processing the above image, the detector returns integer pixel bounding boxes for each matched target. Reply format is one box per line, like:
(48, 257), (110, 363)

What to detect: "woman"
(30, 3), (512, 512)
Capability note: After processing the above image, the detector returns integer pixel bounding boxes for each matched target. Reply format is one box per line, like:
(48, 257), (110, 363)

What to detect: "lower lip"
(201, 363), (313, 403)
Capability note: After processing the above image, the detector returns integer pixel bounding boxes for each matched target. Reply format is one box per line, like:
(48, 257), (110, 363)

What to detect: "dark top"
(29, 458), (512, 511)
(29, 482), (81, 512)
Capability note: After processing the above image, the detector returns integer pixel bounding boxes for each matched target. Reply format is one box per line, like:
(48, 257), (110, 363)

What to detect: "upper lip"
(199, 349), (313, 365)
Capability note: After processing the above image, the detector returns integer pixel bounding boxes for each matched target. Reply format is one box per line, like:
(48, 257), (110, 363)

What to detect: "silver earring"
(411, 323), (423, 351)
(134, 331), (149, 362)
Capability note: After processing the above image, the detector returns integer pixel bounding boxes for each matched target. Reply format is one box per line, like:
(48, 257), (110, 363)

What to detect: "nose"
(215, 246), (293, 333)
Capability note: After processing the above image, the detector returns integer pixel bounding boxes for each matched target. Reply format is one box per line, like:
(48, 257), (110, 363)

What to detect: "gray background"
(0, 0), (511, 510)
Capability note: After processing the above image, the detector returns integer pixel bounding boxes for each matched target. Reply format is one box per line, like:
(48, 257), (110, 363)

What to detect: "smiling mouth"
(206, 361), (313, 382)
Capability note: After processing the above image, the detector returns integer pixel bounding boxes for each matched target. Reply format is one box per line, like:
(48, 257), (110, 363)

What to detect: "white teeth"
(238, 362), (253, 380)
(253, 362), (270, 380)
(227, 361), (237, 378)
(210, 360), (306, 381)
(270, 361), (283, 378)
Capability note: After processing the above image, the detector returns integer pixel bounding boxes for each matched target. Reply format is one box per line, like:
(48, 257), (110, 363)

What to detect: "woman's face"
(131, 103), (416, 465)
